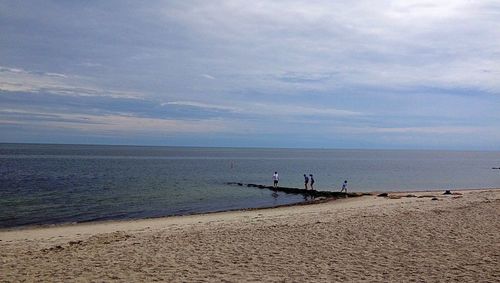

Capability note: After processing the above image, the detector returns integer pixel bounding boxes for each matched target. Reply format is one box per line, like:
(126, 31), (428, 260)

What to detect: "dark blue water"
(1, 143), (499, 228)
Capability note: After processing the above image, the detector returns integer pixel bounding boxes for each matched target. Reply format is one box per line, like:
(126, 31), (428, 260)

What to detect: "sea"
(1, 143), (499, 229)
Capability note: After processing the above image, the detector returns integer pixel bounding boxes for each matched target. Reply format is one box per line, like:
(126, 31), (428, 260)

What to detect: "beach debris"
(378, 193), (424, 199)
(42, 245), (64, 253)
(431, 197), (439, 201)
(492, 167), (500, 169)
(443, 190), (452, 195)
(417, 195), (436, 198)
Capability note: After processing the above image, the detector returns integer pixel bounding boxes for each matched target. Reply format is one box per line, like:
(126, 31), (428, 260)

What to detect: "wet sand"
(1, 189), (499, 282)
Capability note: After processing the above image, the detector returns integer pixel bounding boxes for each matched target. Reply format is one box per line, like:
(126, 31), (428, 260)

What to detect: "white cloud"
(0, 65), (143, 99)
(2, 1), (500, 148)
(243, 103), (363, 118)
(201, 74), (215, 80)
(158, 0), (500, 94)
(372, 126), (481, 135)
(162, 100), (362, 118)
(161, 101), (239, 112)
(0, 109), (236, 134)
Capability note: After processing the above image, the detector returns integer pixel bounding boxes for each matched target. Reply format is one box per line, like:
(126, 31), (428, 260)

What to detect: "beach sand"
(1, 189), (499, 282)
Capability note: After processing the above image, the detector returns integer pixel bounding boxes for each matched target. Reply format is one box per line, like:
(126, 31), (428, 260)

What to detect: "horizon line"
(1, 141), (499, 152)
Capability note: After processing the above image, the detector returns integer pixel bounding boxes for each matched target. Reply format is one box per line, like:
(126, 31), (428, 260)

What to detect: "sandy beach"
(1, 189), (499, 282)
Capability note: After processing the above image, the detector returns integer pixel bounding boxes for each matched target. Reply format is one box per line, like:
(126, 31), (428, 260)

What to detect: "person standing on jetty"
(309, 174), (315, 190)
(272, 172), (279, 188)
(340, 180), (348, 193)
(304, 174), (309, 190)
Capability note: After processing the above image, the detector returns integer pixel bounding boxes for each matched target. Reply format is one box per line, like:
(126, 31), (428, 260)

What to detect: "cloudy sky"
(1, 0), (500, 149)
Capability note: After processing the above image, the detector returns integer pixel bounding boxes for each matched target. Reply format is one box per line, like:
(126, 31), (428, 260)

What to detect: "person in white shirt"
(272, 172), (279, 188)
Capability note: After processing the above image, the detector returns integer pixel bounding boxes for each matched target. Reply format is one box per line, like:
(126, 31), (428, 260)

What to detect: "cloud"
(0, 109), (102, 125)
(276, 72), (334, 84)
(0, 65), (143, 99)
(242, 103), (363, 118)
(161, 101), (238, 112)
(201, 74), (215, 80)
(4, 1), (500, 96)
(0, 109), (234, 134)
(1, 1), (500, 148)
(157, 0), (500, 93)
(0, 66), (67, 78)
(162, 100), (362, 118)
(339, 126), (485, 135)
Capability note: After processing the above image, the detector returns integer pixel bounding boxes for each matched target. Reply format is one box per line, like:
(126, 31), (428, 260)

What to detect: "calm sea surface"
(1, 143), (499, 228)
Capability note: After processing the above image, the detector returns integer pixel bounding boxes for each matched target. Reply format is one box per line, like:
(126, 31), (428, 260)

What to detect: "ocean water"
(1, 143), (499, 228)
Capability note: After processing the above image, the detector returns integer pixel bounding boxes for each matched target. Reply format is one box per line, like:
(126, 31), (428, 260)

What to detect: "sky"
(1, 0), (500, 149)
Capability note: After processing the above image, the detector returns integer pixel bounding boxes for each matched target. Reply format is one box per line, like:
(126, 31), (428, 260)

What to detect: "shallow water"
(1, 143), (499, 228)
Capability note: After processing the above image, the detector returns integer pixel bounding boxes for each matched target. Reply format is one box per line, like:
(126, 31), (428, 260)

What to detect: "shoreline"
(0, 192), (352, 238)
(1, 187), (498, 238)
(1, 187), (498, 234)
(1, 188), (498, 281)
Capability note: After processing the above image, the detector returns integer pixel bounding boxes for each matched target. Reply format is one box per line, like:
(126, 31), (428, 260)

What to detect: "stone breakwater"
(226, 182), (369, 198)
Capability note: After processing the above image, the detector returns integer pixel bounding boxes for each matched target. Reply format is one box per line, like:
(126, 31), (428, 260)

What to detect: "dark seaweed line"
(226, 182), (370, 198)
